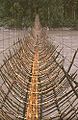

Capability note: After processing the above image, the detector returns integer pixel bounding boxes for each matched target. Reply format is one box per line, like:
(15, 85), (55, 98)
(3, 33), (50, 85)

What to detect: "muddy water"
(48, 30), (78, 74)
(0, 28), (26, 64)
(0, 29), (78, 73)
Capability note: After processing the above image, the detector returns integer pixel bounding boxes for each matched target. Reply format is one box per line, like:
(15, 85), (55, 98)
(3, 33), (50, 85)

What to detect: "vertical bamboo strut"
(26, 46), (39, 120)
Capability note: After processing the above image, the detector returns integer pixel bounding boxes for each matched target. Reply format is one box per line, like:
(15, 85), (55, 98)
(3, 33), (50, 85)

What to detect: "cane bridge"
(0, 15), (78, 120)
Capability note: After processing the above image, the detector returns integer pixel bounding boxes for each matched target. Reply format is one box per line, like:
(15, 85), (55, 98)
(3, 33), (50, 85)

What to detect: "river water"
(48, 30), (78, 74)
(0, 29), (78, 73)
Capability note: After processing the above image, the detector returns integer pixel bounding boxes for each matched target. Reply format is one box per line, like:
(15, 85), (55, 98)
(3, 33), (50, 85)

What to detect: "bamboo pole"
(26, 46), (39, 120)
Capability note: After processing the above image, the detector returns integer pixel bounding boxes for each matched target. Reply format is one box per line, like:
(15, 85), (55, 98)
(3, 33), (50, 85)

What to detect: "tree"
(0, 0), (78, 28)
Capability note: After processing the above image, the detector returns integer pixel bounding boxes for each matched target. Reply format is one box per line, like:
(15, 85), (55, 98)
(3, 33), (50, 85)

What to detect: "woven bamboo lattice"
(0, 15), (78, 120)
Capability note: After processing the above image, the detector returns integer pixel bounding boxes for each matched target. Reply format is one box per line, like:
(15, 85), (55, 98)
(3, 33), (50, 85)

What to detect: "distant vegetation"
(0, 0), (78, 28)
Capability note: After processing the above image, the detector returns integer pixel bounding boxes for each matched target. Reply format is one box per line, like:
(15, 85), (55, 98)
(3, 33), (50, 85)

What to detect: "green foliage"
(0, 0), (78, 28)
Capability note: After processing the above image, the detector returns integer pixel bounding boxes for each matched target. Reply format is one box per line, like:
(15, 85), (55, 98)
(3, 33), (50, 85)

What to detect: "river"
(0, 28), (78, 74)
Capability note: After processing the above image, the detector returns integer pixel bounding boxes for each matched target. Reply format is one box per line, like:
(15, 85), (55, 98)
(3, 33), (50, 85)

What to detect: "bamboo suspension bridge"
(0, 15), (78, 120)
